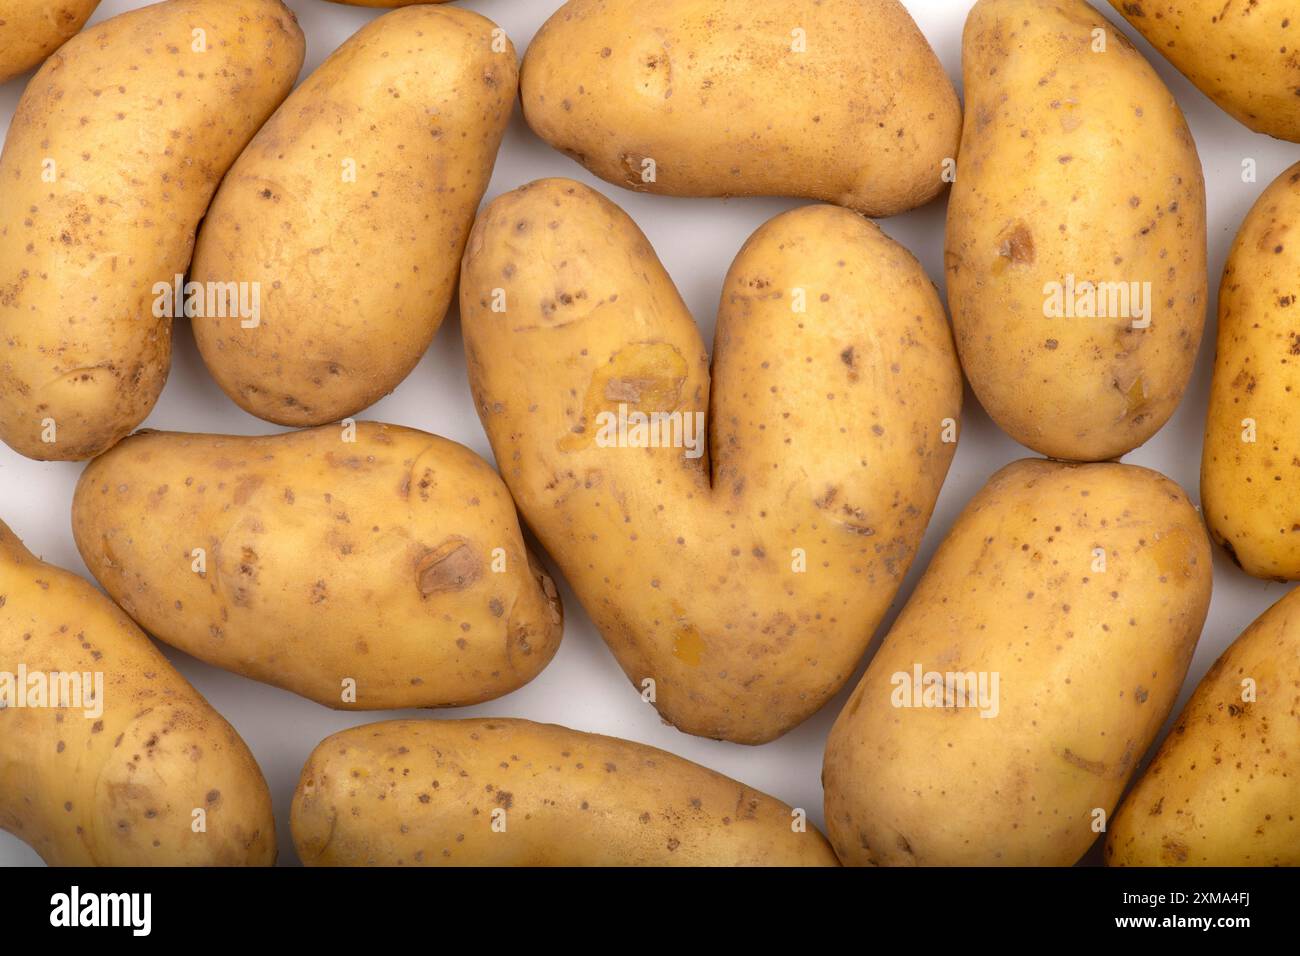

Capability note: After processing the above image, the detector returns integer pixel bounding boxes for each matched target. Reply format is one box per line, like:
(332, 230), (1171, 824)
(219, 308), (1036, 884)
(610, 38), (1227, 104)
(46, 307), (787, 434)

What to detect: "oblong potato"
(0, 519), (275, 865)
(946, 0), (1206, 461)
(291, 718), (838, 866)
(823, 459), (1212, 866)
(1111, 1), (1300, 142)
(1106, 586), (1300, 866)
(71, 422), (563, 710)
(1202, 162), (1300, 580)
(460, 179), (962, 744)
(0, 1), (100, 83)
(520, 0), (960, 217)
(191, 6), (516, 426)
(0, 0), (305, 461)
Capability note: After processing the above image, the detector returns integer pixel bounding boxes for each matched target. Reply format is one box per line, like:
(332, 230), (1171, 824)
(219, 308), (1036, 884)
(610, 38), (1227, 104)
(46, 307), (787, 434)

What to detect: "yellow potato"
(946, 0), (1206, 461)
(291, 718), (839, 866)
(0, 1), (100, 83)
(520, 0), (960, 217)
(71, 422), (563, 710)
(191, 6), (516, 426)
(1111, 1), (1300, 142)
(0, 0), (304, 461)
(1106, 586), (1300, 866)
(823, 459), (1212, 866)
(0, 519), (274, 865)
(323, 1), (451, 6)
(460, 179), (962, 744)
(1202, 162), (1300, 580)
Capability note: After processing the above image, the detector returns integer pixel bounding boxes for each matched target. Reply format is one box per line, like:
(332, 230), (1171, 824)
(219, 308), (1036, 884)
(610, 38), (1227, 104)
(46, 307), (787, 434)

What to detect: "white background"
(1, 0), (1295, 866)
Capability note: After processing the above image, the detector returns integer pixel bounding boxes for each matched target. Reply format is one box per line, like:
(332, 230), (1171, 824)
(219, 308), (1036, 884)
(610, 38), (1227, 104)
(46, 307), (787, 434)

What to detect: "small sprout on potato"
(341, 678), (357, 705)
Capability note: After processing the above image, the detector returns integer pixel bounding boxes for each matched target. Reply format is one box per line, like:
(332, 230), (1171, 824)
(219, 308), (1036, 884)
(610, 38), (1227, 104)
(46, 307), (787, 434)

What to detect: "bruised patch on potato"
(673, 623), (704, 667)
(1161, 837), (1189, 863)
(560, 342), (688, 452)
(415, 539), (482, 596)
(993, 222), (1036, 271)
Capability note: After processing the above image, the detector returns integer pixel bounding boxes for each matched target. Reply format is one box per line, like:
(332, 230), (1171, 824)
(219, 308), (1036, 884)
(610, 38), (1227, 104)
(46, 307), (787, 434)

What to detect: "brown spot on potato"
(995, 222), (1036, 268)
(1061, 748), (1106, 776)
(416, 539), (482, 596)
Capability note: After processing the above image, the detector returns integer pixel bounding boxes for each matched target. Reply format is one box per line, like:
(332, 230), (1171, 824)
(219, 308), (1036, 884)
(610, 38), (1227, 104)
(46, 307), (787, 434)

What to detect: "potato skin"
(0, 0), (304, 461)
(520, 0), (959, 217)
(0, 1), (100, 83)
(191, 6), (516, 426)
(1111, 1), (1300, 142)
(823, 459), (1212, 866)
(1201, 163), (1300, 580)
(291, 718), (838, 866)
(460, 179), (961, 744)
(946, 0), (1206, 461)
(71, 423), (563, 710)
(0, 519), (274, 865)
(1106, 586), (1300, 866)
(323, 0), (451, 6)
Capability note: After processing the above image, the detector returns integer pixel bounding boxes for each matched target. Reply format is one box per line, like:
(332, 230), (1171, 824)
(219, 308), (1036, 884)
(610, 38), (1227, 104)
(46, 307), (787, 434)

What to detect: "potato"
(291, 718), (838, 866)
(0, 1), (100, 83)
(1106, 586), (1300, 866)
(0, 0), (304, 461)
(0, 518), (274, 865)
(520, 0), (959, 217)
(323, 1), (451, 6)
(1111, 1), (1300, 142)
(946, 0), (1206, 461)
(1201, 162), (1300, 580)
(71, 422), (563, 709)
(190, 6), (516, 426)
(459, 179), (962, 744)
(823, 459), (1212, 866)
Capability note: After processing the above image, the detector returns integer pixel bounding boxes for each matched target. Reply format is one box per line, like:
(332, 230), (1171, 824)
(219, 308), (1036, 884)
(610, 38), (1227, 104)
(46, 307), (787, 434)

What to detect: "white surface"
(0, 0), (1293, 867)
